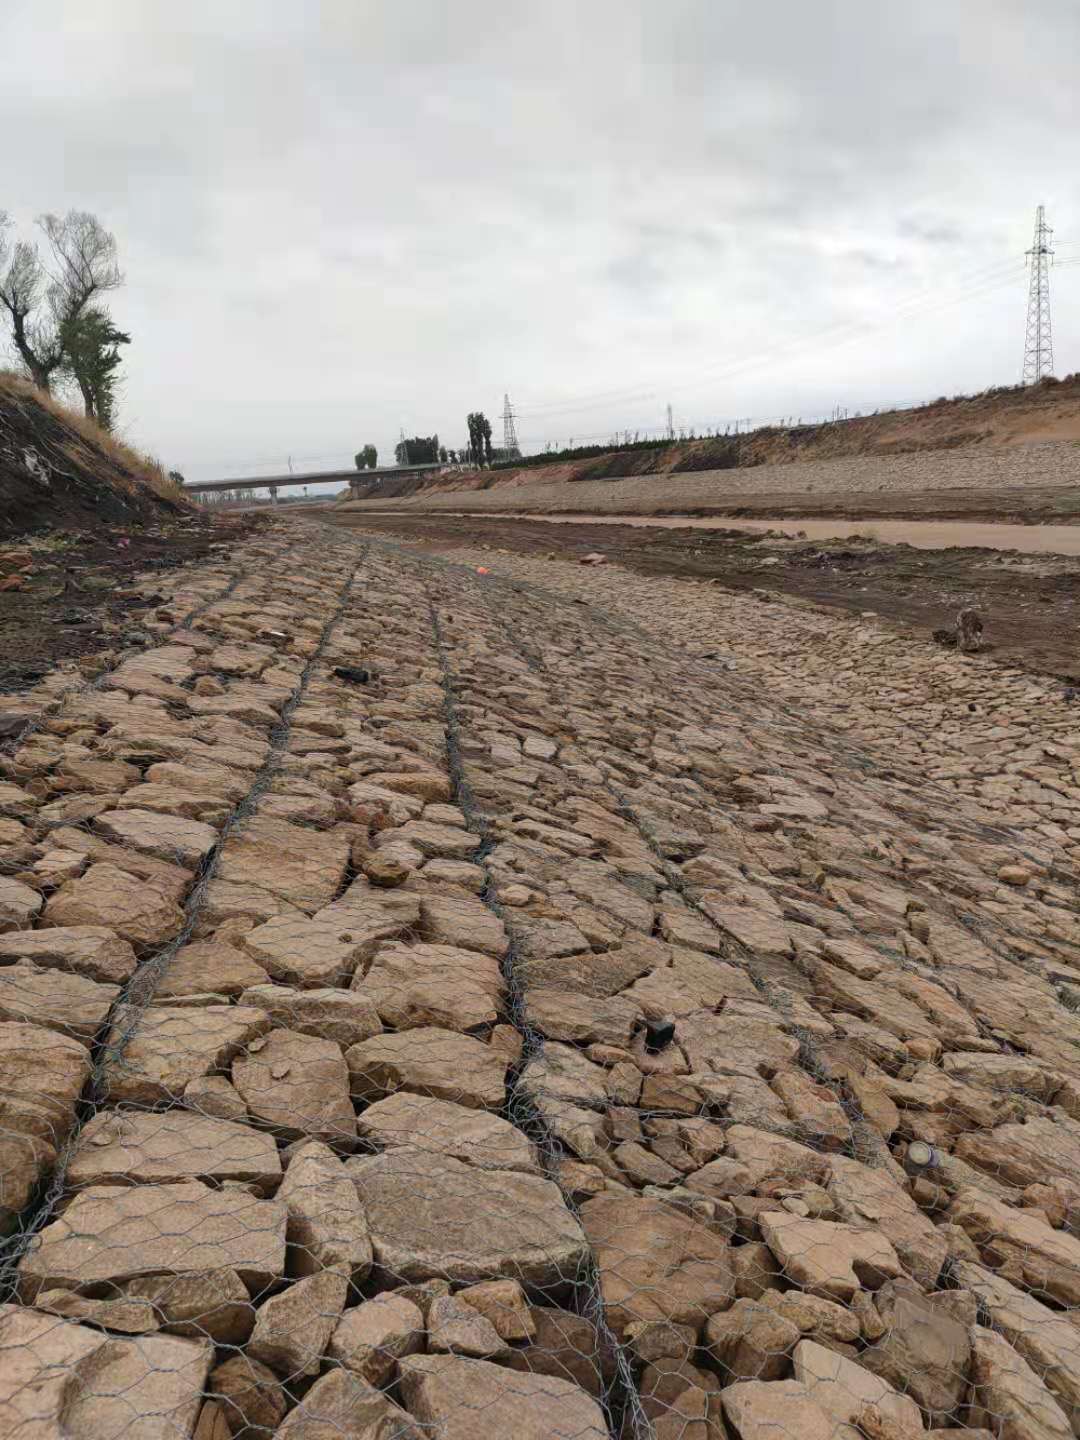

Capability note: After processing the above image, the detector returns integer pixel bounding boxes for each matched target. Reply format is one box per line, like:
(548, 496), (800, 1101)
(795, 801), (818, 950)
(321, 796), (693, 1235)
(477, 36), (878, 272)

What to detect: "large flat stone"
(352, 941), (503, 1033)
(232, 1027), (356, 1144)
(579, 1193), (734, 1335)
(346, 1149), (588, 1287)
(759, 1211), (902, 1301)
(239, 983), (381, 1048)
(104, 1004), (271, 1106)
(93, 807), (218, 869)
(240, 915), (360, 988)
(356, 1092), (539, 1173)
(44, 864), (186, 949)
(346, 1027), (507, 1110)
(399, 1352), (608, 1439)
(0, 925), (137, 984)
(19, 1182), (287, 1296)
(47, 827), (194, 903)
(0, 962), (118, 1042)
(418, 892), (509, 956)
(954, 1261), (1080, 1429)
(156, 941), (270, 998)
(216, 817), (349, 914)
(68, 1110), (281, 1189)
(0, 1303), (211, 1439)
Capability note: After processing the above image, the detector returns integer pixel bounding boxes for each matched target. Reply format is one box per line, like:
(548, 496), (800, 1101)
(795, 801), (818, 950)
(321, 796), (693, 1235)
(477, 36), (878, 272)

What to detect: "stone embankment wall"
(0, 521), (1077, 1436)
(342, 438), (1080, 516)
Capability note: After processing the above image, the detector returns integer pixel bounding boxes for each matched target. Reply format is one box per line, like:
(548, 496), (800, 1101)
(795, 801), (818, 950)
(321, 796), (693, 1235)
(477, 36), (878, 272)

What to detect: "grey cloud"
(0, 0), (1077, 482)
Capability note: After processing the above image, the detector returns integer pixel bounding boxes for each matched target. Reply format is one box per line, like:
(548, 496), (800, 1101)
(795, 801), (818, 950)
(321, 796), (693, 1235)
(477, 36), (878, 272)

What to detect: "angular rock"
(157, 941), (270, 998)
(119, 1268), (254, 1345)
(0, 875), (43, 929)
(248, 1269), (347, 1378)
(346, 1027), (507, 1110)
(216, 817), (349, 913)
(502, 1304), (618, 1399)
(44, 863), (185, 948)
(861, 1283), (971, 1419)
(0, 1021), (90, 1149)
(353, 941), (503, 1033)
(346, 1148), (588, 1286)
(68, 1109), (281, 1190)
(829, 1154), (949, 1291)
(704, 1297), (800, 1380)
(278, 1139), (372, 1280)
(953, 1261), (1080, 1427)
(209, 1354), (287, 1436)
(524, 986), (639, 1048)
(327, 1291), (424, 1385)
(949, 1187), (1080, 1307)
(19, 1181), (286, 1296)
(0, 925), (137, 984)
(232, 1028), (356, 1144)
(793, 1338), (925, 1435)
(518, 1042), (610, 1110)
(579, 1193), (734, 1335)
(759, 1211), (902, 1300)
(239, 983), (381, 1049)
(969, 1326), (1071, 1440)
(721, 1379), (847, 1440)
(356, 1091), (538, 1173)
(458, 1278), (536, 1341)
(428, 1292), (508, 1358)
(0, 962), (118, 1041)
(399, 1352), (608, 1440)
(104, 1003), (271, 1106)
(273, 1367), (424, 1438)
(48, 827), (194, 902)
(241, 914), (359, 988)
(94, 807), (218, 869)
(418, 891), (508, 956)
(0, 1303), (211, 1439)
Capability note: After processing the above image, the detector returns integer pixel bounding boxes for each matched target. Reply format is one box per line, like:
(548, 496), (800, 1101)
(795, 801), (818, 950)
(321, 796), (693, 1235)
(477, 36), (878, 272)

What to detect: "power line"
(1023, 204), (1055, 384)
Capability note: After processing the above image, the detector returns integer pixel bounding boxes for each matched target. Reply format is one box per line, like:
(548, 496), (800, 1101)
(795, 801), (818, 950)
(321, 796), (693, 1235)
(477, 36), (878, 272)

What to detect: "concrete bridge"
(184, 462), (442, 503)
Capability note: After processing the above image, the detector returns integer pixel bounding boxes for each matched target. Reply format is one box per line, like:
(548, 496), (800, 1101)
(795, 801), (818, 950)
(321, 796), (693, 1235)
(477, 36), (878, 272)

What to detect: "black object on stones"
(644, 1017), (676, 1053)
(333, 666), (373, 685)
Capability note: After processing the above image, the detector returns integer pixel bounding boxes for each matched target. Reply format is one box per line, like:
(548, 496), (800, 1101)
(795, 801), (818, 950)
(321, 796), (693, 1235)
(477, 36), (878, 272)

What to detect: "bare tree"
(0, 210), (122, 394)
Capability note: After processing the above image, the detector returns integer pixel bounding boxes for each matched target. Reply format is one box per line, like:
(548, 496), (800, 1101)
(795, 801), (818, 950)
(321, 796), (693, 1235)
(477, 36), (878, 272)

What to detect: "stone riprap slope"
(0, 524), (1078, 1436)
(341, 438), (1080, 518)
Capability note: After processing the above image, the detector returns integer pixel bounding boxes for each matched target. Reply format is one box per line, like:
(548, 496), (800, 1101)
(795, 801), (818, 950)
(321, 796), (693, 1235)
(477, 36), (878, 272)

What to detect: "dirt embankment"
(344, 375), (1080, 505)
(0, 372), (191, 540)
(0, 372), (263, 694)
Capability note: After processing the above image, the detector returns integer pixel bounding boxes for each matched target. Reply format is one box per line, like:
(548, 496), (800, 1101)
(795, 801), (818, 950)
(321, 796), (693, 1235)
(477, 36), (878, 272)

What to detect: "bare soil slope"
(345, 375), (1080, 503)
(0, 372), (191, 540)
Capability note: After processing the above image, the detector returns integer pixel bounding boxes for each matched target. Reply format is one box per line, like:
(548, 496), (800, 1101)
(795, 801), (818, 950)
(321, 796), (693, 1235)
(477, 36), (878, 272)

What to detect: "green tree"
(354, 444), (378, 469)
(0, 210), (122, 395)
(466, 411), (493, 467)
(395, 434), (439, 464)
(59, 305), (130, 429)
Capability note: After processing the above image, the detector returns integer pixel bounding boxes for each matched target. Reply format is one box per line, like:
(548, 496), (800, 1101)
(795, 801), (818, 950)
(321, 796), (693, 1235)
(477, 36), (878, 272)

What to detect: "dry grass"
(0, 369), (191, 508)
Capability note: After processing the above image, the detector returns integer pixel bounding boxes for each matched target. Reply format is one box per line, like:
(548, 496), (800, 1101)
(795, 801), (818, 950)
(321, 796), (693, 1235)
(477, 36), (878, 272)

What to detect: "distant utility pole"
(502, 394), (519, 454)
(1023, 204), (1055, 384)
(666, 403), (675, 440)
(399, 427), (408, 464)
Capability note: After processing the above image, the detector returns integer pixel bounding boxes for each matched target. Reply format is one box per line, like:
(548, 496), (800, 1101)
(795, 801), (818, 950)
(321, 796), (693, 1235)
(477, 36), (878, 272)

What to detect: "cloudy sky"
(1, 0), (1078, 485)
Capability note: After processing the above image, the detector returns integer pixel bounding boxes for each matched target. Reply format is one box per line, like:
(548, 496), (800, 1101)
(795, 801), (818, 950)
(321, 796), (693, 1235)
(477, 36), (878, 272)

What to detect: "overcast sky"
(2, 0), (1078, 485)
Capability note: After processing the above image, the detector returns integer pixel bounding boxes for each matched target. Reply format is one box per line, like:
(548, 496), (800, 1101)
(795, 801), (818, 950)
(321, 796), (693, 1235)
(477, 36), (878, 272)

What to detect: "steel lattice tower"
(502, 394), (519, 454)
(1023, 205), (1055, 384)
